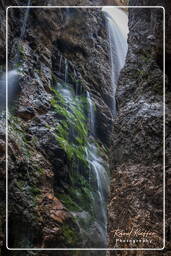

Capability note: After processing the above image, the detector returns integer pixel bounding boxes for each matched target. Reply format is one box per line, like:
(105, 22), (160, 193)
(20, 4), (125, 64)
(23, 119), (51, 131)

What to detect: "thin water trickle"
(59, 54), (63, 74)
(20, 0), (31, 39)
(64, 58), (68, 83)
(0, 0), (31, 112)
(57, 82), (73, 104)
(103, 7), (128, 115)
(86, 93), (109, 246)
(87, 91), (95, 136)
(74, 69), (78, 95)
(55, 79), (109, 248)
(0, 70), (19, 111)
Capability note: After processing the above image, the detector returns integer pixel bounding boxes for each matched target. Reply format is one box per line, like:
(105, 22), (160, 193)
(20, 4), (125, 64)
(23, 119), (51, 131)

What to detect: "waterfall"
(64, 58), (68, 83)
(0, 70), (19, 111)
(54, 57), (109, 248)
(87, 92), (95, 136)
(0, 0), (31, 112)
(86, 93), (109, 248)
(103, 7), (128, 115)
(74, 69), (79, 95)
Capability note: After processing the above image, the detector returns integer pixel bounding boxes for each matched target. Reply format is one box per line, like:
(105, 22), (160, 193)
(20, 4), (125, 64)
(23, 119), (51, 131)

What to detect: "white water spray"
(0, 0), (32, 112)
(86, 93), (109, 248)
(64, 58), (68, 83)
(103, 7), (128, 114)
(87, 92), (95, 136)
(0, 70), (19, 111)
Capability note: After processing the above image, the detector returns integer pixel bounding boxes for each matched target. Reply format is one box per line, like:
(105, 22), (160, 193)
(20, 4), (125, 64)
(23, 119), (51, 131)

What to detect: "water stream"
(64, 59), (69, 84)
(53, 7), (128, 249)
(20, 0), (31, 40)
(55, 67), (109, 249)
(87, 92), (95, 136)
(0, 0), (31, 112)
(86, 92), (109, 248)
(103, 7), (128, 115)
(86, 141), (109, 247)
(4, 6), (128, 250)
(0, 70), (19, 111)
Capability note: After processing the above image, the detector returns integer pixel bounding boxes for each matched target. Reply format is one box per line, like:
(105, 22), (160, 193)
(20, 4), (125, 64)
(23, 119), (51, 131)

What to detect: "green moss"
(58, 174), (94, 215)
(62, 223), (79, 246)
(50, 84), (102, 217)
(51, 86), (88, 167)
(16, 180), (25, 190)
(59, 194), (81, 211)
(14, 62), (21, 69)
(37, 168), (45, 175)
(52, 73), (58, 83)
(16, 180), (41, 195)
(18, 45), (24, 55)
(30, 135), (38, 146)
(29, 186), (41, 195)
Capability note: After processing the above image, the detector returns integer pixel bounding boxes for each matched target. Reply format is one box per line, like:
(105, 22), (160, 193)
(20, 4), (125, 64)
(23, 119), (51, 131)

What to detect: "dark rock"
(0, 1), (113, 252)
(108, 0), (171, 254)
(17, 106), (35, 120)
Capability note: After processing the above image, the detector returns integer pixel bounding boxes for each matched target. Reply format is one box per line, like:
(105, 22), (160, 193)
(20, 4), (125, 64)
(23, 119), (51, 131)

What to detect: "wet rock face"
(108, 1), (171, 255)
(49, 7), (113, 145)
(0, 1), (170, 255)
(0, 0), (113, 254)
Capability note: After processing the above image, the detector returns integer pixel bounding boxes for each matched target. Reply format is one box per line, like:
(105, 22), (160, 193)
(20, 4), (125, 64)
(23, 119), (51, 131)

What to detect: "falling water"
(86, 143), (109, 248)
(86, 93), (109, 248)
(20, 0), (31, 40)
(0, 70), (19, 111)
(0, 0), (31, 112)
(103, 7), (128, 115)
(55, 62), (109, 248)
(74, 69), (79, 95)
(64, 58), (68, 83)
(87, 92), (95, 136)
(59, 54), (63, 74)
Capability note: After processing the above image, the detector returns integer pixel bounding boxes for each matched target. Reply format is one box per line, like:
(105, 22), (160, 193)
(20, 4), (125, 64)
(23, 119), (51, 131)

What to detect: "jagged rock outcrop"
(0, 0), (113, 255)
(108, 0), (171, 255)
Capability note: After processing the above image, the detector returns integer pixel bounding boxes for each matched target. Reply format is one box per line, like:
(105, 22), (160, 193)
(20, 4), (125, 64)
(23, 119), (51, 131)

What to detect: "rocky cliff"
(108, 0), (171, 255)
(0, 0), (113, 254)
(0, 0), (170, 256)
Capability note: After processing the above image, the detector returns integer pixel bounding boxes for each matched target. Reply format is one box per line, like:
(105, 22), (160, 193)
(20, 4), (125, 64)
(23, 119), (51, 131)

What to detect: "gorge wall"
(108, 0), (171, 255)
(0, 0), (170, 256)
(0, 0), (113, 255)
